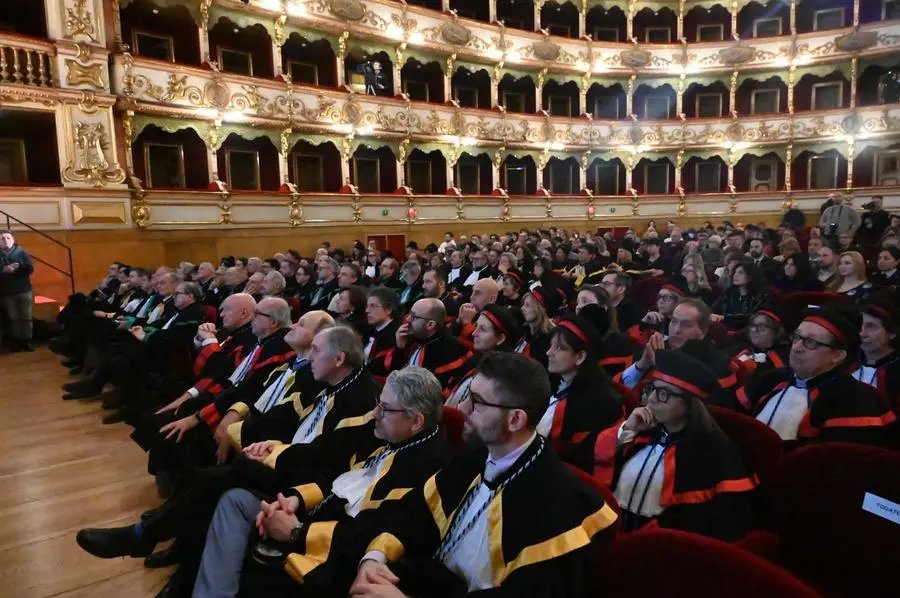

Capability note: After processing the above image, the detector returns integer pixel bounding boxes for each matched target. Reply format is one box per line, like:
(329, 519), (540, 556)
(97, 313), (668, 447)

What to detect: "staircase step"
(32, 295), (60, 321)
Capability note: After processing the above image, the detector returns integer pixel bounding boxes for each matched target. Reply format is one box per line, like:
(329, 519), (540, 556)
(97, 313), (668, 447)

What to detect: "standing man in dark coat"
(0, 230), (35, 352)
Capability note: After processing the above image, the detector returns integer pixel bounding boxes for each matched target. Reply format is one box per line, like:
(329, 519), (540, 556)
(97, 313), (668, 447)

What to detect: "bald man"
(452, 277), (500, 349)
(391, 298), (469, 391)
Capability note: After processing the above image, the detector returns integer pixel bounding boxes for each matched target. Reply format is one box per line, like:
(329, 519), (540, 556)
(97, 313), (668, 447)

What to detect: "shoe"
(62, 378), (102, 399)
(102, 409), (127, 424)
(100, 392), (122, 410)
(75, 525), (155, 559)
(69, 366), (83, 376)
(20, 342), (34, 352)
(62, 357), (80, 368)
(144, 541), (180, 568)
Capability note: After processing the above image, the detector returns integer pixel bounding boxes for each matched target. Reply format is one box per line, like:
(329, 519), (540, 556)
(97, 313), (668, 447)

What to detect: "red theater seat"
(782, 291), (849, 318)
(707, 405), (783, 487)
(596, 529), (822, 598)
(442, 406), (465, 449)
(742, 443), (900, 598)
(629, 277), (666, 310)
(202, 305), (218, 324)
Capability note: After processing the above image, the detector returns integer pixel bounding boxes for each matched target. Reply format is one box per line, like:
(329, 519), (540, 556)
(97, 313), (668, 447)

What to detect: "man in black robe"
(75, 326), (380, 596)
(742, 308), (896, 448)
(350, 352), (618, 597)
(192, 367), (455, 597)
(363, 286), (402, 385)
(390, 298), (469, 392)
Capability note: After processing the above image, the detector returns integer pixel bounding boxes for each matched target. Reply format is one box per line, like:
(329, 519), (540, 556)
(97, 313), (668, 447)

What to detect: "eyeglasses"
(748, 322), (777, 332)
(657, 293), (679, 302)
(375, 398), (408, 415)
(641, 382), (684, 404)
(254, 310), (276, 320)
(461, 388), (528, 411)
(409, 313), (432, 323)
(790, 332), (839, 351)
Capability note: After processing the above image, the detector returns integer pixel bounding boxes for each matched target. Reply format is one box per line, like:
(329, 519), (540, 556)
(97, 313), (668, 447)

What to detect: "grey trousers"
(0, 291), (33, 343)
(193, 488), (262, 598)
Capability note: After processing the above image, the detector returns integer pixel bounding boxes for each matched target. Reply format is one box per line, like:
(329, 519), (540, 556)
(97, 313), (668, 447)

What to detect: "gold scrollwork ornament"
(64, 122), (125, 187)
(65, 0), (97, 41)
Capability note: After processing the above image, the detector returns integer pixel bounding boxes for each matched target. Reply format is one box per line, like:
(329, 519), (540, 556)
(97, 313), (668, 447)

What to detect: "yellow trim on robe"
(493, 502), (619, 586)
(284, 520), (338, 583)
(351, 446), (385, 470)
(294, 392), (314, 418)
(425, 474), (481, 539)
(262, 441), (289, 469)
(227, 420), (244, 451)
(488, 490), (506, 587)
(294, 483), (325, 509)
(265, 362), (290, 385)
(366, 532), (405, 562)
(230, 402), (250, 419)
(281, 390), (302, 407)
(334, 411), (374, 430)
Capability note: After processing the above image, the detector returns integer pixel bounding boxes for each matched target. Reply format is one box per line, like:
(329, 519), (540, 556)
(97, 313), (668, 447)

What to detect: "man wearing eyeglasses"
(76, 326), (381, 596)
(745, 308), (895, 447)
(392, 298), (469, 391)
(620, 298), (739, 410)
(639, 282), (685, 338)
(350, 352), (617, 597)
(192, 367), (454, 597)
(599, 270), (646, 332)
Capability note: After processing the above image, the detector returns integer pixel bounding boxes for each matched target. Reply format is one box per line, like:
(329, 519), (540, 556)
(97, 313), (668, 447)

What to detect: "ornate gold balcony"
(0, 33), (56, 88)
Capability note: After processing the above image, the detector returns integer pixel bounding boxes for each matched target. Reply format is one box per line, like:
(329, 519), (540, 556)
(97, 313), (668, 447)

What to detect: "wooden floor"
(0, 347), (171, 597)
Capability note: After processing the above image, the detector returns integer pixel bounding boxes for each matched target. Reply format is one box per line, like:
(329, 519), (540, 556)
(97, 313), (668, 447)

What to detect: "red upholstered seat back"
(707, 405), (783, 487)
(612, 379), (639, 414)
(202, 305), (218, 323)
(762, 443), (900, 598)
(629, 277), (666, 310)
(441, 406), (465, 449)
(595, 529), (822, 598)
(782, 291), (849, 318)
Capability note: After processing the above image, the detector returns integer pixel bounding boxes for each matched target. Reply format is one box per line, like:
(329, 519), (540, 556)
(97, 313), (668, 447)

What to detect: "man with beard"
(349, 352), (618, 598)
(378, 258), (404, 291)
(461, 251), (491, 291)
(451, 277), (499, 349)
(422, 268), (460, 320)
(391, 298), (469, 391)
(192, 367), (453, 597)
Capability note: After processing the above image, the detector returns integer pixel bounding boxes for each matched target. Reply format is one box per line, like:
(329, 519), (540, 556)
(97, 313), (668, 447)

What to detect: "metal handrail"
(1, 209), (74, 295)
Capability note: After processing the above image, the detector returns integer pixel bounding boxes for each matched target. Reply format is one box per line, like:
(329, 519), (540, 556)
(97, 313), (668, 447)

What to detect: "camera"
(862, 201), (876, 210)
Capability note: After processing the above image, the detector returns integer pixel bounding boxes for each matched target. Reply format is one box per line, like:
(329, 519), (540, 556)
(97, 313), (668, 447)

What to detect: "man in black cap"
(730, 307), (792, 398)
(613, 350), (756, 541)
(742, 308), (896, 447)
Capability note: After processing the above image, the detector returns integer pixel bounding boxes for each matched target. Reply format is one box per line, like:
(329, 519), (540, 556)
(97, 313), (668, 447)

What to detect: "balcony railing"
(0, 34), (56, 88)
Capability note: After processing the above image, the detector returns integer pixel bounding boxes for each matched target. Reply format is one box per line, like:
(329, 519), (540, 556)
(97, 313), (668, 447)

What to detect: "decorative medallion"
(835, 31), (878, 53)
(619, 48), (651, 69)
(628, 124), (642, 145)
(203, 80), (230, 109)
(328, 0), (366, 22)
(841, 113), (863, 135)
(441, 22), (472, 46)
(532, 40), (561, 62)
(65, 60), (105, 89)
(341, 95), (363, 126)
(718, 45), (756, 66)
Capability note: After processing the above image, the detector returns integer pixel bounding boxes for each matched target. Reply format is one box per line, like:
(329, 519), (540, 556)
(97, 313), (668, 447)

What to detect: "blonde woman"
(835, 251), (873, 304)
(681, 253), (715, 304)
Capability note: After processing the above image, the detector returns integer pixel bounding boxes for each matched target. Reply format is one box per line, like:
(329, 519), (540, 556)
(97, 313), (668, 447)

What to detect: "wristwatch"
(288, 521), (306, 546)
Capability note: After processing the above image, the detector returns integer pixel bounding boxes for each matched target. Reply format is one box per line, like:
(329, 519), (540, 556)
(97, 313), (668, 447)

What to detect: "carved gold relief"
(72, 202), (127, 225)
(65, 0), (97, 42)
(64, 122), (125, 187)
(65, 59), (104, 89)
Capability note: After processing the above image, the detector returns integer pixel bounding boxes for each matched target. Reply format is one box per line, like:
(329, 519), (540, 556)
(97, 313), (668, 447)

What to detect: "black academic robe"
(258, 369), (381, 469)
(398, 280), (424, 313)
(356, 436), (618, 597)
(729, 343), (791, 409)
(195, 329), (295, 428)
(679, 339), (741, 411)
(309, 279), (340, 311)
(514, 328), (552, 370)
(366, 319), (401, 385)
(545, 373), (624, 476)
(190, 324), (258, 401)
(850, 352), (900, 417)
(447, 266), (472, 295)
(615, 298), (646, 333)
(743, 367), (897, 448)
(236, 426), (455, 597)
(294, 280), (317, 313)
(598, 332), (642, 377)
(389, 331), (470, 392)
(612, 425), (757, 542)
(381, 274), (405, 292)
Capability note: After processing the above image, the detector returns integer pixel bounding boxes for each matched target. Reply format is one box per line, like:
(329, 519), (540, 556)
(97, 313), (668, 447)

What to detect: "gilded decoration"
(835, 31), (878, 53)
(65, 60), (104, 89)
(64, 122), (126, 187)
(329, 0), (366, 21)
(440, 18), (471, 47)
(64, 0), (97, 42)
